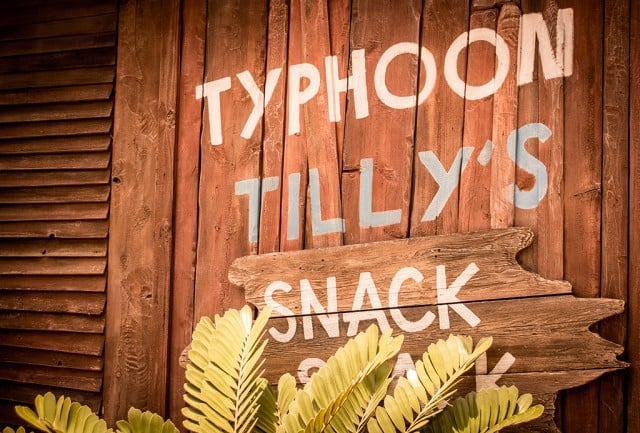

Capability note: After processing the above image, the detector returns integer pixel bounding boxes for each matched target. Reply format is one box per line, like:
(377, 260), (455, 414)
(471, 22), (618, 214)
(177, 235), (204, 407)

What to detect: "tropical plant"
(4, 305), (543, 433)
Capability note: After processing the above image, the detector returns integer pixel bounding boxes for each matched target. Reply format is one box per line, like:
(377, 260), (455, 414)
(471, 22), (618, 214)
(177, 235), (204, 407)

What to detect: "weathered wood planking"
(193, 0), (267, 317)
(0, 204), (109, 222)
(0, 363), (102, 392)
(0, 275), (105, 292)
(104, 0), (178, 422)
(0, 100), (113, 123)
(231, 228), (624, 433)
(0, 381), (102, 410)
(0, 33), (116, 58)
(0, 170), (110, 188)
(0, 331), (103, 356)
(0, 136), (111, 154)
(0, 291), (104, 314)
(410, 0), (469, 237)
(0, 152), (111, 170)
(561, 1), (604, 432)
(599, 0), (630, 431)
(458, 8), (497, 233)
(0, 185), (110, 203)
(0, 348), (102, 371)
(0, 312), (104, 333)
(341, 0), (421, 244)
(628, 1), (640, 430)
(0, 220), (108, 238)
(168, 0), (206, 423)
(232, 227), (570, 314)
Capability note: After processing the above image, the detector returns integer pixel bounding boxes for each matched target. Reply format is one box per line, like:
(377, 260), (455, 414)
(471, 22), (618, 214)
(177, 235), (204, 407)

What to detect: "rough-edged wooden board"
(0, 152), (111, 170)
(0, 291), (105, 314)
(0, 0), (116, 28)
(561, 2), (604, 432)
(0, 185), (110, 204)
(0, 203), (109, 222)
(0, 381), (102, 409)
(0, 169), (110, 187)
(341, 0), (421, 244)
(0, 66), (115, 90)
(0, 331), (103, 356)
(0, 239), (107, 257)
(0, 119), (112, 139)
(104, 0), (179, 422)
(628, 1), (640, 430)
(0, 85), (113, 106)
(0, 363), (102, 392)
(0, 33), (116, 58)
(0, 100), (113, 123)
(232, 227), (570, 314)
(168, 0), (205, 424)
(0, 135), (111, 154)
(0, 275), (106, 292)
(0, 220), (108, 238)
(410, 0), (468, 237)
(457, 8), (497, 233)
(0, 312), (104, 334)
(230, 228), (624, 433)
(0, 47), (115, 74)
(0, 258), (106, 275)
(599, 0), (630, 431)
(0, 13), (116, 42)
(0, 348), (102, 371)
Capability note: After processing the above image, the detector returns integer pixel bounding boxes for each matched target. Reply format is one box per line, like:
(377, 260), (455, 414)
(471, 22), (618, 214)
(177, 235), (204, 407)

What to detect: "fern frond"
(182, 306), (276, 433)
(281, 325), (403, 433)
(115, 408), (178, 433)
(368, 335), (492, 433)
(423, 385), (544, 433)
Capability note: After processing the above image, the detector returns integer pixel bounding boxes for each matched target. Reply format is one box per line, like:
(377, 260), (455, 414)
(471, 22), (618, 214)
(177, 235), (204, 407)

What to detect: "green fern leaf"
(182, 305), (275, 433)
(423, 386), (544, 433)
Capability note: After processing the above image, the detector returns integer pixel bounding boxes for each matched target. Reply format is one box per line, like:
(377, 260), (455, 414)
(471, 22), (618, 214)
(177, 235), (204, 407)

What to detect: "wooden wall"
(0, 1), (638, 433)
(0, 0), (117, 426)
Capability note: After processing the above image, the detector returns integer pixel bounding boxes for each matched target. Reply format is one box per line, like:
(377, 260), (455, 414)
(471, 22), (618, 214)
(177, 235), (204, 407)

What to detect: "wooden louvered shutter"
(0, 1), (117, 425)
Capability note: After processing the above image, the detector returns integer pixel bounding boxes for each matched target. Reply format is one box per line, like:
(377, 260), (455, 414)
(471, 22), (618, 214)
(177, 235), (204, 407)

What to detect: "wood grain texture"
(0, 275), (105, 292)
(0, 185), (110, 204)
(0, 135), (111, 154)
(0, 363), (102, 392)
(0, 66), (115, 90)
(0, 152), (111, 170)
(0, 203), (109, 222)
(104, 0), (179, 422)
(0, 220), (108, 238)
(0, 347), (102, 371)
(0, 33), (116, 58)
(0, 169), (110, 187)
(599, 0), (630, 432)
(410, 0), (469, 237)
(560, 2), (604, 432)
(167, 0), (205, 423)
(0, 311), (104, 333)
(0, 100), (113, 123)
(341, 0), (421, 243)
(0, 331), (103, 356)
(0, 291), (105, 314)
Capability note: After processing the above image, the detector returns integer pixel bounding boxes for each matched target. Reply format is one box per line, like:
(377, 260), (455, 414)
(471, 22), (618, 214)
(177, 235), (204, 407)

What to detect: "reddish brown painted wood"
(258, 0), (288, 255)
(0, 47), (115, 75)
(0, 363), (102, 392)
(0, 152), (111, 170)
(598, 0), (630, 432)
(0, 291), (105, 314)
(0, 185), (110, 204)
(0, 239), (106, 257)
(0, 312), (104, 333)
(0, 66), (115, 90)
(0, 100), (113, 123)
(0, 119), (112, 139)
(0, 220), (108, 238)
(341, 0), (421, 244)
(0, 203), (109, 222)
(0, 348), (102, 371)
(0, 33), (116, 58)
(0, 135), (111, 154)
(0, 169), (110, 187)
(561, 1), (604, 432)
(104, 0), (179, 422)
(0, 331), (103, 356)
(167, 0), (205, 423)
(193, 0), (267, 317)
(0, 258), (106, 275)
(410, 0), (468, 237)
(458, 8), (497, 233)
(489, 4), (519, 228)
(0, 84), (113, 106)
(0, 275), (105, 292)
(627, 1), (640, 431)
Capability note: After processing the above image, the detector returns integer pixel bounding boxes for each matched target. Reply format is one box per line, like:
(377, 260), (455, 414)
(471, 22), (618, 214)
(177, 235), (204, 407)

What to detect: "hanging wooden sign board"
(229, 227), (625, 432)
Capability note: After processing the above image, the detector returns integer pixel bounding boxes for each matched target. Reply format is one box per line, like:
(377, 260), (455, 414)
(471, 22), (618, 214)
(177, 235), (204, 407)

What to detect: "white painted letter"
(196, 77), (232, 145)
(518, 8), (574, 85)
(374, 42), (437, 109)
(343, 272), (391, 336)
(389, 267), (435, 332)
(235, 177), (279, 243)
(419, 147), (474, 221)
(237, 68), (282, 139)
(325, 49), (369, 122)
(265, 281), (296, 343)
(287, 173), (301, 240)
(475, 352), (516, 390)
(359, 158), (402, 228)
(288, 63), (321, 135)
(301, 277), (340, 340)
(436, 263), (481, 329)
(444, 29), (510, 100)
(298, 358), (326, 383)
(309, 168), (345, 235)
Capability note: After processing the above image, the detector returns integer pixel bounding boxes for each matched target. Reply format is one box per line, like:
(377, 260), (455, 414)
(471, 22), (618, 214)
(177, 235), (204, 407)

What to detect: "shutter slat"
(0, 331), (104, 355)
(0, 258), (107, 275)
(0, 135), (111, 154)
(0, 275), (106, 292)
(0, 220), (109, 238)
(0, 85), (113, 106)
(0, 100), (113, 123)
(0, 239), (107, 257)
(0, 291), (105, 314)
(0, 152), (111, 170)
(0, 169), (110, 187)
(0, 312), (104, 333)
(0, 185), (110, 204)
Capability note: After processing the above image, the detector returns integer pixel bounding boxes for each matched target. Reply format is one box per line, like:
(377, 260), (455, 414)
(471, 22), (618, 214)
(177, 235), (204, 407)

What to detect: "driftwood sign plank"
(229, 227), (625, 433)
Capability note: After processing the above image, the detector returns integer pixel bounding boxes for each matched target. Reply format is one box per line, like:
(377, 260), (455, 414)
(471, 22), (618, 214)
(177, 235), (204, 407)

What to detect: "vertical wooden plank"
(104, 0), (179, 422)
(342, 0), (421, 244)
(410, 0), (469, 237)
(627, 1), (640, 431)
(258, 0), (288, 255)
(168, 0), (206, 423)
(194, 0), (267, 315)
(536, 0), (564, 281)
(561, 1), (603, 432)
(490, 3), (519, 229)
(458, 7), (498, 233)
(598, 1), (630, 432)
